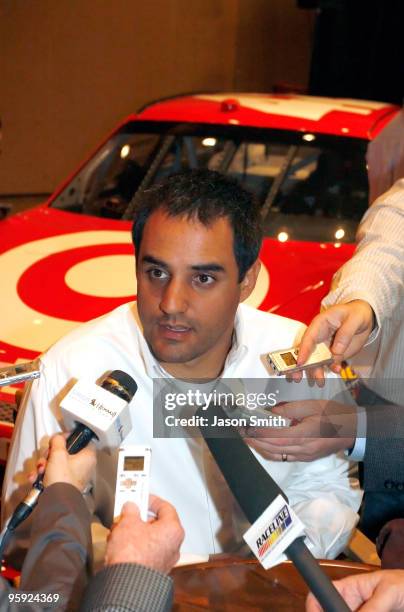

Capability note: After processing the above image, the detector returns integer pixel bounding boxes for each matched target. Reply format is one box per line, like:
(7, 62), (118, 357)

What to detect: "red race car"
(0, 93), (399, 422)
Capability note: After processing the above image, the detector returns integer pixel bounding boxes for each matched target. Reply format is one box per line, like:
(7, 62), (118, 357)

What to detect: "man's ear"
(240, 259), (261, 302)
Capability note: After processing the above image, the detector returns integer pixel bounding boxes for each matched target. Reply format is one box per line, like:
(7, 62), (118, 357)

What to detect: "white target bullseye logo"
(2, 230), (270, 354)
(65, 255), (137, 297)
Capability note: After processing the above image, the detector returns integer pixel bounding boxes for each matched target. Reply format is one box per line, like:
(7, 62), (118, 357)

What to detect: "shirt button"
(384, 480), (394, 489)
(396, 482), (404, 491)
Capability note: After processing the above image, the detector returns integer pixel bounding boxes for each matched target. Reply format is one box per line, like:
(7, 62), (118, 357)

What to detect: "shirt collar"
(223, 305), (248, 370)
(129, 303), (161, 378)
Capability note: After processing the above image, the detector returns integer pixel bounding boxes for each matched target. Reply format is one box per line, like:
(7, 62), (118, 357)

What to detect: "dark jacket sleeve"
(364, 405), (404, 490)
(18, 482), (92, 610)
(80, 564), (173, 612)
(362, 392), (404, 491)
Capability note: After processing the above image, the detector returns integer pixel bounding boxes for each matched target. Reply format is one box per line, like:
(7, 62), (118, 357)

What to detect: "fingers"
(289, 366), (327, 387)
(246, 436), (302, 460)
(246, 434), (346, 462)
(328, 300), (373, 359)
(111, 502), (141, 531)
(294, 302), (373, 387)
(28, 457), (46, 484)
(328, 571), (397, 612)
(35, 458), (47, 477)
(272, 400), (321, 420)
(288, 370), (303, 382)
(298, 306), (347, 362)
(293, 314), (339, 386)
(121, 501), (141, 519)
(72, 444), (96, 465)
(39, 444), (50, 461)
(43, 430), (96, 490)
(244, 427), (297, 442)
(148, 495), (185, 544)
(148, 495), (181, 524)
(306, 578), (361, 612)
(48, 433), (68, 453)
(69, 445), (97, 486)
(271, 403), (304, 420)
(299, 308), (342, 359)
(297, 322), (323, 366)
(331, 316), (362, 358)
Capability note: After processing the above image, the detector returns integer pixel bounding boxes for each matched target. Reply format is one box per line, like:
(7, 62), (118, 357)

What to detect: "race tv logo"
(256, 505), (292, 558)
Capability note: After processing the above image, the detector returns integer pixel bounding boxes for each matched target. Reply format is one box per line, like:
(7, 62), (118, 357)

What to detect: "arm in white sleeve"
(323, 178), (404, 339)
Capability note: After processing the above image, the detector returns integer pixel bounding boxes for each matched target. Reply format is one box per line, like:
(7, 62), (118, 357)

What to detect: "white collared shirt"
(3, 302), (361, 559)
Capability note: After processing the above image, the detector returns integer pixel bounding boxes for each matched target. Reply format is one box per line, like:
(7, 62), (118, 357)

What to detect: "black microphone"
(5, 370), (137, 535)
(197, 403), (350, 612)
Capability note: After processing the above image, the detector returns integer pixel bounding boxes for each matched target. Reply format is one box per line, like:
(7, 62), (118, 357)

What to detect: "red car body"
(0, 93), (399, 418)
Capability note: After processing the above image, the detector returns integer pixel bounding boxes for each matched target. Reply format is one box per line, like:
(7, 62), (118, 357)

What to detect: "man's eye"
(148, 268), (168, 279)
(196, 274), (215, 285)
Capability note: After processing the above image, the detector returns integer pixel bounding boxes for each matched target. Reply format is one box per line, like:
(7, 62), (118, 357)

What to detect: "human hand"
(105, 495), (184, 574)
(290, 300), (374, 385)
(31, 433), (96, 492)
(306, 570), (404, 611)
(245, 399), (356, 462)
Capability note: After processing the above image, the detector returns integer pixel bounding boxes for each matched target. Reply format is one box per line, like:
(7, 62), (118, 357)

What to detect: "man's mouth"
(158, 322), (193, 339)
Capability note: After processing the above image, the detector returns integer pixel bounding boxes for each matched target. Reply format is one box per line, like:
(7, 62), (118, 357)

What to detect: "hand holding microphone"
(33, 434), (96, 492)
(25, 436), (184, 578)
(4, 369), (137, 538)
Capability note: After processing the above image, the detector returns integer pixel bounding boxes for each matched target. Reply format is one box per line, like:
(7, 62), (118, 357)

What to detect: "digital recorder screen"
(280, 351), (297, 366)
(124, 456), (145, 471)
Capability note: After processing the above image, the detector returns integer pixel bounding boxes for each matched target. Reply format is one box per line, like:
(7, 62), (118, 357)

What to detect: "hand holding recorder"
(106, 496), (184, 574)
(291, 299), (375, 385)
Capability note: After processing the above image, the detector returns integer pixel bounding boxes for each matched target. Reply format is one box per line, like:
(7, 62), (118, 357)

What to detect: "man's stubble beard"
(146, 336), (208, 365)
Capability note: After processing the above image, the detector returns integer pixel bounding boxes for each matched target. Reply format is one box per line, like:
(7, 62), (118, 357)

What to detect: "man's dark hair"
(131, 169), (262, 281)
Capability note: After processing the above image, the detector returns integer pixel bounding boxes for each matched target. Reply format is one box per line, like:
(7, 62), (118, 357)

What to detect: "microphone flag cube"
(60, 379), (132, 451)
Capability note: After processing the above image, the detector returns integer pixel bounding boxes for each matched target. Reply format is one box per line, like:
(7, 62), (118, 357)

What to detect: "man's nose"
(159, 278), (188, 315)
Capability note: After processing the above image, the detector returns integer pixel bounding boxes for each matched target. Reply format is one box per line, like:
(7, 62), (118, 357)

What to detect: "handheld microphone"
(197, 403), (350, 612)
(5, 370), (137, 535)
(62, 370), (138, 454)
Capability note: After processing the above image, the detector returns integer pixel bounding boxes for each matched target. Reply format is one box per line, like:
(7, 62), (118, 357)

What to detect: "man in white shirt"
(3, 169), (361, 562)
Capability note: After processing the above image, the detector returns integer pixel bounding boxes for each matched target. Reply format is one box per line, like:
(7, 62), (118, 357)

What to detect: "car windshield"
(51, 121), (369, 243)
